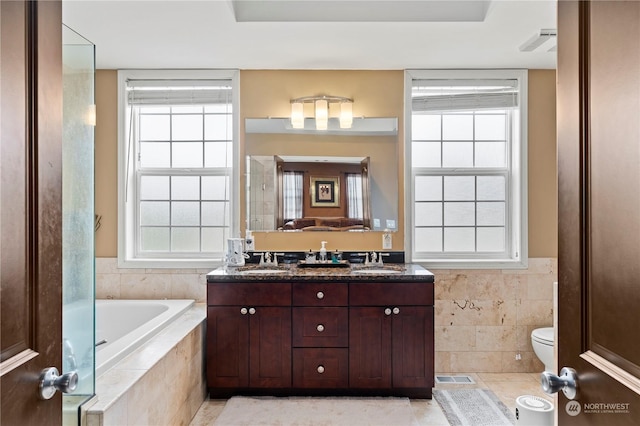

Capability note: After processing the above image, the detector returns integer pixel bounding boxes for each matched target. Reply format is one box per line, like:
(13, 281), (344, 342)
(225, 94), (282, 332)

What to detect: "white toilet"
(531, 327), (555, 372)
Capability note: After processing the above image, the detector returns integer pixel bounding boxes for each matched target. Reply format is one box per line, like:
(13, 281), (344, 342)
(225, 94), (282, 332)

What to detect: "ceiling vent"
(519, 29), (557, 52)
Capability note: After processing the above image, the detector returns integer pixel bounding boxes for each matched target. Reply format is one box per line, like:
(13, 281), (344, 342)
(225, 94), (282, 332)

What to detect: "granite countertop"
(206, 263), (434, 283)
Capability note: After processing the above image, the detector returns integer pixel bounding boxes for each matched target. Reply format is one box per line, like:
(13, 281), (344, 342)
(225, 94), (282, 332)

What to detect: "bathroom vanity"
(205, 262), (435, 398)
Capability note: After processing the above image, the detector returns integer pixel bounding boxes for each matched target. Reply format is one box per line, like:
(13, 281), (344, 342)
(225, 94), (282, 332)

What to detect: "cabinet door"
(349, 307), (392, 389)
(207, 306), (249, 389)
(392, 306), (434, 390)
(249, 307), (292, 388)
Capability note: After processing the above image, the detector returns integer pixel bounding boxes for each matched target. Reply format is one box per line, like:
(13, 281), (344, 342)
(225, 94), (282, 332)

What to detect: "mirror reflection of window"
(283, 171), (303, 221)
(346, 173), (363, 219)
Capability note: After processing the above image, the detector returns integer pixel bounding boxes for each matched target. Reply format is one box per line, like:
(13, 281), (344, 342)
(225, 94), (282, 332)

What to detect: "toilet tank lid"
(532, 327), (554, 343)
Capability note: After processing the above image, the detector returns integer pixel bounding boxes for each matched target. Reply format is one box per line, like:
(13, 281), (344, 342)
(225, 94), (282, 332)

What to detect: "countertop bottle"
(319, 241), (328, 262)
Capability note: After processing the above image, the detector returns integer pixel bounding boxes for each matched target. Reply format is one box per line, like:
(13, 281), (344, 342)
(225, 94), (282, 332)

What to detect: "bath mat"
(433, 388), (515, 426)
(213, 396), (420, 425)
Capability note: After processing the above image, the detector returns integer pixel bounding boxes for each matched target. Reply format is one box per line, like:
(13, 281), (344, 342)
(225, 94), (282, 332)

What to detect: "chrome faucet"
(258, 252), (279, 267)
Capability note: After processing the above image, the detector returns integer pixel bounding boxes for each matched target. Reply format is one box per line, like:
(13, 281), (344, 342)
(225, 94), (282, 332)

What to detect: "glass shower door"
(62, 24), (96, 426)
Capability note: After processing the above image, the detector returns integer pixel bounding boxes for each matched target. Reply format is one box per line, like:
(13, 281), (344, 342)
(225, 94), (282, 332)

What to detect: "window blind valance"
(126, 79), (232, 106)
(412, 79), (519, 112)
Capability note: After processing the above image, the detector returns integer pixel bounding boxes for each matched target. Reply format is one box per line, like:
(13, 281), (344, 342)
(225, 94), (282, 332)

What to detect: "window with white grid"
(118, 70), (239, 268)
(407, 70), (527, 268)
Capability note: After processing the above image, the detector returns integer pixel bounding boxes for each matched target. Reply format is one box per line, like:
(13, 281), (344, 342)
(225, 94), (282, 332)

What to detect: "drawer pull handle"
(249, 307), (256, 315)
(316, 291), (324, 299)
(384, 308), (392, 316)
(317, 324), (325, 332)
(393, 307), (400, 315)
(240, 307), (248, 315)
(317, 365), (325, 374)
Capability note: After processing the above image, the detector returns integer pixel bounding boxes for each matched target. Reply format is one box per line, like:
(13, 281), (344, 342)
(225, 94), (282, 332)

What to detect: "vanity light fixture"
(290, 95), (354, 130)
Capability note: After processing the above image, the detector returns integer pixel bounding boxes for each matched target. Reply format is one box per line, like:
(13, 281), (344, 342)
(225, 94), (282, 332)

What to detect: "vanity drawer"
(292, 307), (348, 347)
(293, 348), (348, 388)
(292, 282), (348, 306)
(207, 282), (291, 306)
(349, 282), (434, 306)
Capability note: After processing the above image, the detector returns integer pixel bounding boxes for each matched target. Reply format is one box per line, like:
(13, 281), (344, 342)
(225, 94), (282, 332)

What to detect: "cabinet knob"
(240, 307), (248, 315)
(317, 324), (325, 332)
(249, 307), (256, 315)
(392, 307), (400, 315)
(316, 291), (324, 299)
(317, 365), (325, 374)
(384, 308), (392, 316)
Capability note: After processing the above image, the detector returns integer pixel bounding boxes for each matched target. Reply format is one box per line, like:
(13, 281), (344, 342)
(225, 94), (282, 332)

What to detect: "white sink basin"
(352, 269), (402, 274)
(241, 269), (288, 275)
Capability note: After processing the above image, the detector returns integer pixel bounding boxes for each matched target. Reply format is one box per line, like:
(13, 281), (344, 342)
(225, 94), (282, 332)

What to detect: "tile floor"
(190, 372), (553, 425)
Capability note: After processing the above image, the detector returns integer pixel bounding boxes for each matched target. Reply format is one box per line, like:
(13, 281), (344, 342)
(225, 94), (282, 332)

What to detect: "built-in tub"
(95, 299), (194, 377)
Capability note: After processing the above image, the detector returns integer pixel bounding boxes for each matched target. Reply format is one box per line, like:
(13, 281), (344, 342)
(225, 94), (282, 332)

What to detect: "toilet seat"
(532, 327), (554, 345)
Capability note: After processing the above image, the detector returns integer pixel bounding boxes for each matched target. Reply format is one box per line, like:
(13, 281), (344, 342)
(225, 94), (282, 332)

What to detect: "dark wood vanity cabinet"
(207, 278), (434, 398)
(292, 282), (349, 389)
(349, 283), (434, 397)
(207, 283), (292, 394)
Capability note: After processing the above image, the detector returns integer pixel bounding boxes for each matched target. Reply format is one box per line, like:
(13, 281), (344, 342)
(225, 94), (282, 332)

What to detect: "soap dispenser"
(319, 241), (328, 262)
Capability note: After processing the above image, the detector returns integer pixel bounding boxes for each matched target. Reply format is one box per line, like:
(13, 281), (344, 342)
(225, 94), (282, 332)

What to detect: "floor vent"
(435, 375), (475, 384)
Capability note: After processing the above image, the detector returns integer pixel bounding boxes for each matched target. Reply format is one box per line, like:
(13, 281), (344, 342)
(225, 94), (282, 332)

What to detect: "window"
(283, 171), (303, 221)
(406, 70), (527, 268)
(346, 173), (364, 219)
(118, 70), (239, 268)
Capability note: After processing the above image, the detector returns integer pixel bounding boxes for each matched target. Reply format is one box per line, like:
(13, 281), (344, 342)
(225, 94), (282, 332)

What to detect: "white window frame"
(117, 69), (240, 269)
(404, 69), (528, 269)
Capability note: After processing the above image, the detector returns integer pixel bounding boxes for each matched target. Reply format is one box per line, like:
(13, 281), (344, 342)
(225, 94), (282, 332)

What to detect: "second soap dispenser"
(319, 241), (328, 262)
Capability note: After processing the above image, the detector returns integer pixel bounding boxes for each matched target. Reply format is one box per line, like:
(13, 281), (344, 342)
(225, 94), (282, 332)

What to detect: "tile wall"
(95, 257), (556, 373)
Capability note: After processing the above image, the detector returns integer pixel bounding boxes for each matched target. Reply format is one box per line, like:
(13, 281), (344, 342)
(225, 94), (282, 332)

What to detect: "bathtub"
(95, 299), (194, 377)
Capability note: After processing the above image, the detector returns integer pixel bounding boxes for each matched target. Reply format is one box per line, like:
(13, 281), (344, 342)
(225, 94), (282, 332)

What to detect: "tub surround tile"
(89, 369), (146, 412)
(87, 305), (206, 426)
(120, 273), (173, 299)
(95, 273), (121, 299)
(171, 273), (206, 302)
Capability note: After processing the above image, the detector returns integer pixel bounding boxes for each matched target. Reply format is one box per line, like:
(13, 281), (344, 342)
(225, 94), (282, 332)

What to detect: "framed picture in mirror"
(310, 176), (340, 207)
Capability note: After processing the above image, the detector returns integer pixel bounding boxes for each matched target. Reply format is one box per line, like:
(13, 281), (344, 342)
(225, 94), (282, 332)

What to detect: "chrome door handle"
(541, 367), (578, 400)
(39, 367), (78, 400)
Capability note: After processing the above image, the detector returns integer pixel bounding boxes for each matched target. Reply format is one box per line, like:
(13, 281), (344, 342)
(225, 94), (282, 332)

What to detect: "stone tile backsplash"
(430, 258), (556, 373)
(95, 258), (210, 302)
(95, 257), (556, 373)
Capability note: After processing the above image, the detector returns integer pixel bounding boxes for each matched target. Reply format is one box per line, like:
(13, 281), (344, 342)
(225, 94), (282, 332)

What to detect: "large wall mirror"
(245, 118), (399, 233)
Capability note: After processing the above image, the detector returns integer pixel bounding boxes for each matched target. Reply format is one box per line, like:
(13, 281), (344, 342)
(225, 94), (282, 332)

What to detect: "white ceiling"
(62, 0), (557, 70)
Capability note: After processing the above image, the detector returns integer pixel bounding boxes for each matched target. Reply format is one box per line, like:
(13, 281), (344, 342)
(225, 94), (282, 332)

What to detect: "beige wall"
(95, 70), (118, 257)
(93, 69), (557, 258)
(527, 70), (558, 258)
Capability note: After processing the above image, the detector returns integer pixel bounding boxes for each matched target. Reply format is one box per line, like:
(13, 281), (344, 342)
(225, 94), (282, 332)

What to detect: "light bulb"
(290, 102), (304, 129)
(339, 102), (352, 128)
(315, 99), (328, 130)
